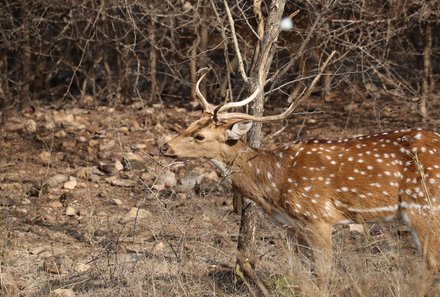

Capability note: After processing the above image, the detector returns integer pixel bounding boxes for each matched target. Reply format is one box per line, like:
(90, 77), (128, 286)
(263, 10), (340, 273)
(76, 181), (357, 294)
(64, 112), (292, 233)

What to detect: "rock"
(39, 151), (52, 164)
(49, 201), (63, 208)
(17, 208), (27, 214)
(55, 130), (67, 138)
(152, 170), (177, 191)
(89, 174), (101, 182)
(59, 192), (74, 205)
(133, 143), (147, 150)
(44, 118), (56, 130)
(122, 152), (145, 170)
(0, 197), (16, 207)
(114, 159), (124, 171)
(119, 207), (151, 224)
(49, 288), (76, 297)
(74, 263), (91, 273)
(160, 170), (177, 187)
(203, 171), (218, 182)
(153, 241), (165, 253)
(63, 177), (77, 190)
(53, 111), (75, 125)
(98, 161), (122, 175)
(21, 198), (31, 205)
(99, 140), (115, 152)
(86, 122), (99, 134)
(111, 198), (123, 205)
(119, 126), (129, 133)
(140, 171), (153, 183)
(30, 246), (48, 255)
(109, 179), (136, 187)
(180, 170), (204, 192)
(152, 183), (165, 191)
(349, 224), (365, 235)
(41, 215), (57, 224)
(65, 206), (77, 216)
(23, 119), (37, 133)
(47, 174), (69, 187)
(76, 167), (104, 179)
(79, 95), (94, 106)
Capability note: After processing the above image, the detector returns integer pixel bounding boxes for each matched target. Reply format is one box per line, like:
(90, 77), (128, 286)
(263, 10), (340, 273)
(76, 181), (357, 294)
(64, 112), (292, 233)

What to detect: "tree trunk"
(236, 0), (286, 262)
(420, 22), (432, 122)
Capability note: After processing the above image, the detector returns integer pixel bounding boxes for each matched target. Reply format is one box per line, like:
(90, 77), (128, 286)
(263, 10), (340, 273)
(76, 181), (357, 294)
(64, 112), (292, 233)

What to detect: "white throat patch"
(210, 159), (230, 176)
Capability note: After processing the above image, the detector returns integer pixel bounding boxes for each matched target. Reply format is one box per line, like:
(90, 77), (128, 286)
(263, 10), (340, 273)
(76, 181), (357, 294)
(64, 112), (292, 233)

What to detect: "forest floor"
(1, 90), (440, 296)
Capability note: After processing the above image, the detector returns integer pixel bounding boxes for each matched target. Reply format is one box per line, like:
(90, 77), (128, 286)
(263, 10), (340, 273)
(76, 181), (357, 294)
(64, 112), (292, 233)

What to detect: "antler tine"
(216, 86), (261, 114)
(216, 88), (307, 122)
(216, 51), (336, 122)
(196, 68), (217, 113)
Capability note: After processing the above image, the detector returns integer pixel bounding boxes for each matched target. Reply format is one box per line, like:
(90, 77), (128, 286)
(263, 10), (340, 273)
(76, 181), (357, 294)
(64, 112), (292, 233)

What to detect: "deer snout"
(160, 143), (170, 155)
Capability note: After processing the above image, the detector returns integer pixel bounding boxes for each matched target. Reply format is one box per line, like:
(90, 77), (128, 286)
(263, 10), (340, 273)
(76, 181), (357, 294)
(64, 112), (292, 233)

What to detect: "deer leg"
(303, 222), (333, 281)
(402, 210), (440, 273)
(401, 209), (440, 297)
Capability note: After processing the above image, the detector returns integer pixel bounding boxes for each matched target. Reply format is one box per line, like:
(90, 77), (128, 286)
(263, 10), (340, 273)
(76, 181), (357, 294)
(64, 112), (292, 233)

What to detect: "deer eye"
(193, 134), (205, 141)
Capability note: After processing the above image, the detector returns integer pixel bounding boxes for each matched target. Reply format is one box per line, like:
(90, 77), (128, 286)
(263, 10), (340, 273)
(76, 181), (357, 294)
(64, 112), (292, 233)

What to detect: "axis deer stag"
(160, 70), (440, 277)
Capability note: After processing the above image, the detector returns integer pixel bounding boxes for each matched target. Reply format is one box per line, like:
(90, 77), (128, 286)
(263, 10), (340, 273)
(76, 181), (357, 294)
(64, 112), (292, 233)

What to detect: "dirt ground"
(1, 91), (440, 296)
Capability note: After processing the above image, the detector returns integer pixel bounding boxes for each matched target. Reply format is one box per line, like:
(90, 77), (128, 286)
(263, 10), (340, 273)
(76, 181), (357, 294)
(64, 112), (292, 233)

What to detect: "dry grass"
(2, 190), (440, 297)
(2, 103), (440, 296)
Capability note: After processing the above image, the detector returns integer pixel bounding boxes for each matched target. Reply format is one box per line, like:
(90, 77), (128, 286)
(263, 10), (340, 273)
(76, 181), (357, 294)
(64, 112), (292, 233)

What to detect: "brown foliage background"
(0, 0), (439, 109)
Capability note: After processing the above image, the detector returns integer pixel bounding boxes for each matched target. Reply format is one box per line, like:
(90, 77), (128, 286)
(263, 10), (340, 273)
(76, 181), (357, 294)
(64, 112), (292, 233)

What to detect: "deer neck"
(211, 142), (284, 214)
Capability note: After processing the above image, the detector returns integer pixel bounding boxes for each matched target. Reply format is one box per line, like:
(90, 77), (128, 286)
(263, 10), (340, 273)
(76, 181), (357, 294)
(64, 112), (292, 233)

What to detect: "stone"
(99, 140), (115, 152)
(30, 246), (48, 255)
(49, 288), (76, 297)
(119, 207), (151, 224)
(63, 178), (77, 190)
(180, 170), (204, 192)
(122, 152), (145, 170)
(110, 179), (136, 187)
(111, 198), (123, 205)
(65, 206), (77, 216)
(39, 151), (52, 164)
(49, 201), (63, 208)
(349, 224), (365, 235)
(76, 167), (104, 179)
(0, 197), (16, 207)
(47, 174), (69, 187)
(74, 263), (91, 273)
(114, 159), (124, 171)
(55, 130), (67, 138)
(23, 119), (37, 133)
(89, 174), (101, 182)
(160, 170), (176, 187)
(53, 111), (75, 125)
(21, 198), (31, 205)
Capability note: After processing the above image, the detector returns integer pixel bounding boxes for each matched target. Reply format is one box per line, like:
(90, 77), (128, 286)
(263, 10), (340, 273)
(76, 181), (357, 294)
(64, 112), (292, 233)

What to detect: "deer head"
(160, 60), (329, 162)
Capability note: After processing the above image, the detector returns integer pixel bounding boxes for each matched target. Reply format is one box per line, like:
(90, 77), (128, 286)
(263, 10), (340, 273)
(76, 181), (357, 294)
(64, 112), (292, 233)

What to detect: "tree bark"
(237, 0), (286, 261)
(420, 22), (432, 122)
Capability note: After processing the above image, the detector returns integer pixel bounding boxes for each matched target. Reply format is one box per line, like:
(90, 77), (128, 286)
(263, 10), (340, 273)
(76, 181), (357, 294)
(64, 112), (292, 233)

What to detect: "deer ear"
(226, 121), (253, 140)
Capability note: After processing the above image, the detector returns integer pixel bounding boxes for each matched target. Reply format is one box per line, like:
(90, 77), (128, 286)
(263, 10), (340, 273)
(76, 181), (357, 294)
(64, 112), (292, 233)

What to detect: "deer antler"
(215, 50), (336, 122)
(195, 68), (217, 113)
(195, 68), (261, 115)
(216, 86), (261, 113)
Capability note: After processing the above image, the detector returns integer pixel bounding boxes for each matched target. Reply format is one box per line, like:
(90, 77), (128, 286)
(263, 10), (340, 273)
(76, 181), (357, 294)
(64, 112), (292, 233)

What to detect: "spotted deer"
(160, 71), (440, 277)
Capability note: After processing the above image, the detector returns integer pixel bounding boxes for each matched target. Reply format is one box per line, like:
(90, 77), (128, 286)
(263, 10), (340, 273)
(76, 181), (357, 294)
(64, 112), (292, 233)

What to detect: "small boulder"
(119, 207), (151, 224)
